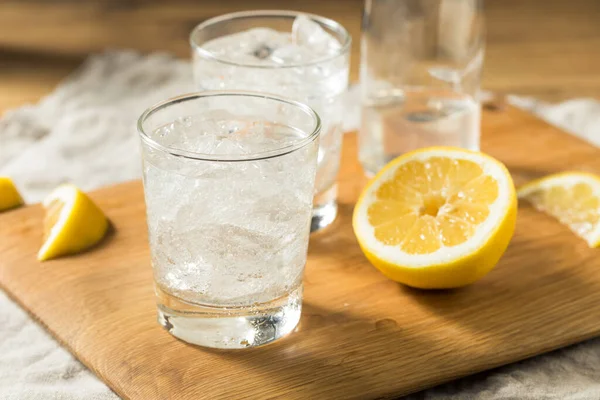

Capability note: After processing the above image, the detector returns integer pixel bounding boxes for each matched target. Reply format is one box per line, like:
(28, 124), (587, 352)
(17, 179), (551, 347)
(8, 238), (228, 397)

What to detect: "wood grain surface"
(1, 0), (599, 111)
(2, 106), (600, 399)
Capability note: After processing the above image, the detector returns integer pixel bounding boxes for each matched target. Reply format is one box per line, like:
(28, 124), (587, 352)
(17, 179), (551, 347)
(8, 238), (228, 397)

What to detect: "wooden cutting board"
(2, 105), (600, 399)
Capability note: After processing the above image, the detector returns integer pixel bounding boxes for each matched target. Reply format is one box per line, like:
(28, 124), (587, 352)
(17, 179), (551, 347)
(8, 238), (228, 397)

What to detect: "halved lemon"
(38, 184), (109, 261)
(518, 172), (600, 247)
(353, 147), (517, 289)
(0, 176), (24, 211)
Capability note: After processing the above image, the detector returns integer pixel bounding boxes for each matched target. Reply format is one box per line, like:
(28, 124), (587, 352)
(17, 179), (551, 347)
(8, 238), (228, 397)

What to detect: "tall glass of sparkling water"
(190, 11), (350, 232)
(138, 92), (320, 348)
(359, 0), (485, 176)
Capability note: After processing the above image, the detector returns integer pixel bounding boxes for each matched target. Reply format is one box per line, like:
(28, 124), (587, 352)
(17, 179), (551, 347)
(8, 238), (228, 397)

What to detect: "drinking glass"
(359, 0), (485, 176)
(190, 11), (350, 232)
(138, 92), (321, 348)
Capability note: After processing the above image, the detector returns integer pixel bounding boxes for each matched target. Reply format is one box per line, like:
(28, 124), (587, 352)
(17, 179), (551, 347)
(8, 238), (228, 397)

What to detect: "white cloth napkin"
(1, 51), (599, 399)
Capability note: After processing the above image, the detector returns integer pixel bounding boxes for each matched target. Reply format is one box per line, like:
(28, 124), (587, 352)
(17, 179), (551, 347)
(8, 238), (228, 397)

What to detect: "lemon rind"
(37, 184), (79, 260)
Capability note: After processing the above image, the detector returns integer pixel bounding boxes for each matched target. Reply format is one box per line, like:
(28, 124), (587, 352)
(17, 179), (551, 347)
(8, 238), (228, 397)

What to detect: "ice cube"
(159, 113), (249, 155)
(243, 28), (292, 64)
(201, 27), (291, 66)
(270, 44), (314, 65)
(150, 121), (181, 147)
(214, 137), (251, 155)
(292, 15), (341, 54)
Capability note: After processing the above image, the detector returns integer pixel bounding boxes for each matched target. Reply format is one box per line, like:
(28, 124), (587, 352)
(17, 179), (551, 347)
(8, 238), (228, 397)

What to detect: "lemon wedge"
(353, 147), (517, 289)
(38, 184), (109, 261)
(0, 176), (24, 211)
(518, 172), (600, 247)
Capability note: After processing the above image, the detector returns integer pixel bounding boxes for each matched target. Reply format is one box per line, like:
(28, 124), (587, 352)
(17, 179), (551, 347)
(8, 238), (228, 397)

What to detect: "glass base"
(311, 183), (338, 232)
(157, 285), (302, 349)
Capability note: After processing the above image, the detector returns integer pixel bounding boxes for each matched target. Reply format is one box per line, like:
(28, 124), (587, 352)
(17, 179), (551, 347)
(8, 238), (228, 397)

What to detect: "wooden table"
(0, 0), (599, 112)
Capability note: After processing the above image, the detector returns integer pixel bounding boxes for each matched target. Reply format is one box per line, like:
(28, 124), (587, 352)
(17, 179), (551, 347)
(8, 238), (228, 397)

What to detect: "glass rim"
(137, 91), (322, 163)
(189, 10), (352, 69)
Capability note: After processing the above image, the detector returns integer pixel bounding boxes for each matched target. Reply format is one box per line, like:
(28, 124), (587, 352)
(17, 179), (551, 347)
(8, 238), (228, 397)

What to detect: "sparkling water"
(359, 88), (480, 176)
(141, 110), (318, 348)
(193, 15), (349, 231)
